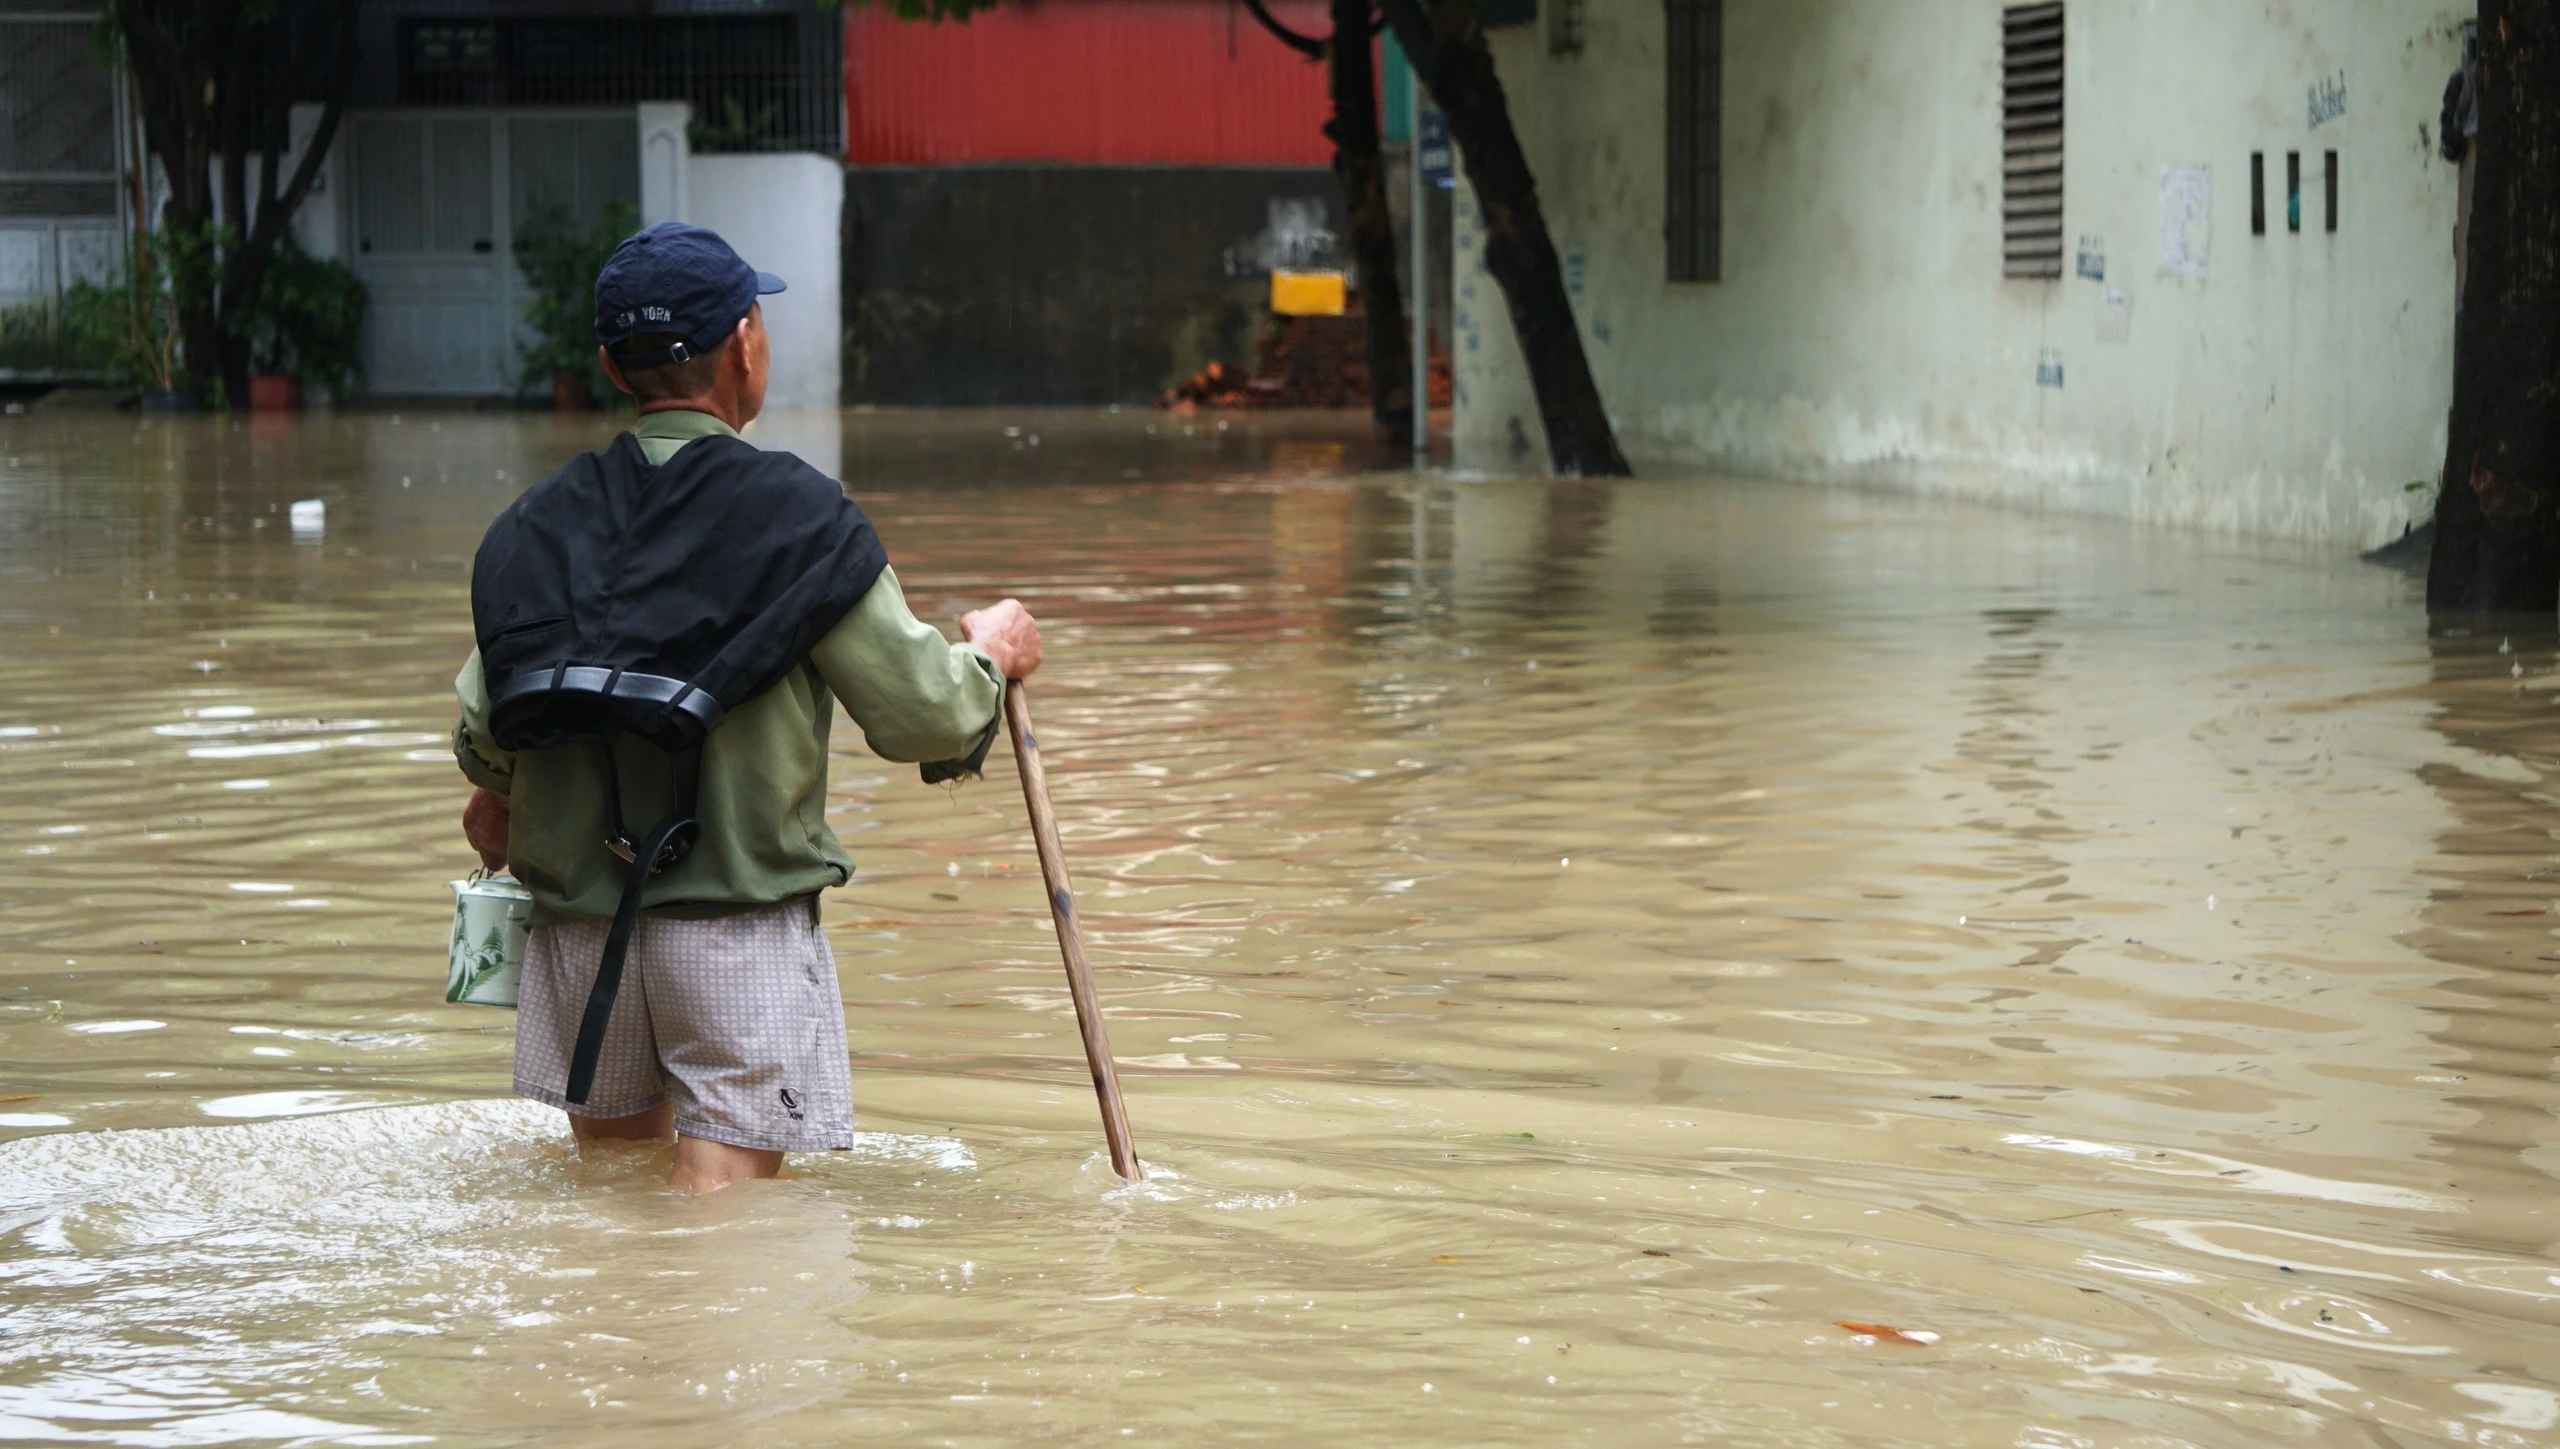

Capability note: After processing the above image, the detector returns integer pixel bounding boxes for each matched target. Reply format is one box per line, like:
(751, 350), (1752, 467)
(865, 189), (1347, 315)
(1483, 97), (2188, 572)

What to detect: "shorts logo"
(778, 1087), (804, 1121)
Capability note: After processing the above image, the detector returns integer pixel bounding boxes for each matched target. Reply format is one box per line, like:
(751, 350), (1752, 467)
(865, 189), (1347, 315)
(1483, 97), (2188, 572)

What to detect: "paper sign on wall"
(2158, 165), (2211, 279)
(2098, 287), (2131, 345)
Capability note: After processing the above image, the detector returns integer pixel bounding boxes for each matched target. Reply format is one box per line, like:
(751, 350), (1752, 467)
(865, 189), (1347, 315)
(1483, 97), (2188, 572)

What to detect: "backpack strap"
(564, 741), (702, 1107)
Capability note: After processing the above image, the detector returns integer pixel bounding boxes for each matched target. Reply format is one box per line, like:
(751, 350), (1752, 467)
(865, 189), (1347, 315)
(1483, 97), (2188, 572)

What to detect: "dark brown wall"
(842, 165), (1345, 406)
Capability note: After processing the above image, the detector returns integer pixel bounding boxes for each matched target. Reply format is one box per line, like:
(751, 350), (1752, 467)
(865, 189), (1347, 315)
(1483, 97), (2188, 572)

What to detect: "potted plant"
(515, 193), (637, 411)
(241, 239), (366, 410)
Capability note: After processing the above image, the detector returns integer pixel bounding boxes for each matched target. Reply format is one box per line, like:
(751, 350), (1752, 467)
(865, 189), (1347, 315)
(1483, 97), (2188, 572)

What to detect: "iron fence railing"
(397, 12), (841, 156)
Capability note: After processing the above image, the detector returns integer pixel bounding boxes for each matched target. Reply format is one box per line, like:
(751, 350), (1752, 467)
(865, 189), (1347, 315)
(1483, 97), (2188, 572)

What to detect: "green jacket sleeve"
(811, 565), (1004, 768)
(451, 648), (516, 795)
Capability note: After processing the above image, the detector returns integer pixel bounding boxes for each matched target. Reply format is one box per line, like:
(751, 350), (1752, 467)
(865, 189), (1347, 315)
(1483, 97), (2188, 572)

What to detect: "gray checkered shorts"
(512, 897), (857, 1152)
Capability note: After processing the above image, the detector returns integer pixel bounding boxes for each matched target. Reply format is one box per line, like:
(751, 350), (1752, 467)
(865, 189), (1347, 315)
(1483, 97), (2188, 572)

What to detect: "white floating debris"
(289, 499), (325, 534)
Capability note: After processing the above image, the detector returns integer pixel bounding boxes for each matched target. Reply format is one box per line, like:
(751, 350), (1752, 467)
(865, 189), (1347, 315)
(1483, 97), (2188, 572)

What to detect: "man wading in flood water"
(449, 223), (1042, 1191)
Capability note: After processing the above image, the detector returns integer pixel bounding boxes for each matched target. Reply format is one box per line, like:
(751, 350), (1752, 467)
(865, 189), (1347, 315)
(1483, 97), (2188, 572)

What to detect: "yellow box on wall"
(1270, 269), (1349, 316)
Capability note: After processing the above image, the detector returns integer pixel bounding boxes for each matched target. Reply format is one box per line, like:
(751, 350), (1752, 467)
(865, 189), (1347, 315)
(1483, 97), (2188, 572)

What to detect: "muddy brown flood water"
(1, 407), (2557, 1446)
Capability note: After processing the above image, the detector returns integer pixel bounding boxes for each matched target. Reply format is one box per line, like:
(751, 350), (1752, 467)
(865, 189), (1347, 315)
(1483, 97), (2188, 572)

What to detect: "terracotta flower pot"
(552, 369), (595, 413)
(248, 374), (301, 412)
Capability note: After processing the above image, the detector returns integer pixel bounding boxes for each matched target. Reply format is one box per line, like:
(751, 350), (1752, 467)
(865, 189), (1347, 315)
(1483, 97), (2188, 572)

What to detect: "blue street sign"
(1419, 109), (1454, 190)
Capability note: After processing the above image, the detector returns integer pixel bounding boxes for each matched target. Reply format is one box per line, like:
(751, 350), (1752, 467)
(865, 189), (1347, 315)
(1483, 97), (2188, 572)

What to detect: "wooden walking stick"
(1004, 680), (1143, 1182)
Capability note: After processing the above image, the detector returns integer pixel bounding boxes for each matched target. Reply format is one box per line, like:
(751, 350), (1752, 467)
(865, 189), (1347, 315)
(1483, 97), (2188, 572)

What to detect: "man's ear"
(598, 346), (637, 396)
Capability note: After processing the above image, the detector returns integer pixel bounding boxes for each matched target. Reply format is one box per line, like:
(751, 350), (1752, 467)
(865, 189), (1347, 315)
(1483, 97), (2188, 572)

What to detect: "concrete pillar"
(688, 153), (843, 412)
(637, 103), (692, 228)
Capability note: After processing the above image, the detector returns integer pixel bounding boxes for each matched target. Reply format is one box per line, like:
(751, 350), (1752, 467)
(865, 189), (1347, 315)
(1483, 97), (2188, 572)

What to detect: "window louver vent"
(2001, 2), (2065, 279)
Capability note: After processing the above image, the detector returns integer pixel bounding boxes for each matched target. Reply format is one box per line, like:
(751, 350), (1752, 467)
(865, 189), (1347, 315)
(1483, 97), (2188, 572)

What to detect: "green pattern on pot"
(447, 876), (531, 1008)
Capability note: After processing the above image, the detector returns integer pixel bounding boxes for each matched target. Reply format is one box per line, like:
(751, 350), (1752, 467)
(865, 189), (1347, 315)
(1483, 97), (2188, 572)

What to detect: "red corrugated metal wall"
(845, 0), (1337, 166)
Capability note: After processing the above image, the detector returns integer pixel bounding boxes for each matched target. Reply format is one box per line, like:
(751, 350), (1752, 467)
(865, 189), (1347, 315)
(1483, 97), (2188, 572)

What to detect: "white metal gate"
(345, 109), (638, 396)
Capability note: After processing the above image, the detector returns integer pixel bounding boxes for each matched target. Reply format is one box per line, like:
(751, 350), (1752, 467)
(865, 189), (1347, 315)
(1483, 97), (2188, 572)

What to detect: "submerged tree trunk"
(1326, 0), (1416, 452)
(2427, 0), (2560, 615)
(1378, 0), (1628, 476)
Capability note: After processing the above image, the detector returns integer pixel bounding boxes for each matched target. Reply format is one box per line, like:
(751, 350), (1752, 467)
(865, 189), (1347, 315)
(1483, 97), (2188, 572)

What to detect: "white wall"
(686, 152), (843, 412)
(285, 103), (344, 262)
(1451, 0), (2468, 548)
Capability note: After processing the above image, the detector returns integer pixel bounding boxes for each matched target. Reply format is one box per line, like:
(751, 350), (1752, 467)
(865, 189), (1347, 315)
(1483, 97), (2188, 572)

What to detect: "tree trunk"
(112, 0), (354, 407)
(1325, 0), (1415, 452)
(2427, 0), (2560, 616)
(1238, 0), (1416, 454)
(1378, 0), (1627, 476)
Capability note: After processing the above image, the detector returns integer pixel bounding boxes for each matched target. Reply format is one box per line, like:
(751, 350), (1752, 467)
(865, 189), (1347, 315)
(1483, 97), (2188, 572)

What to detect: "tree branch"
(250, 0), (354, 253)
(1237, 0), (1325, 60)
(1376, 0), (1440, 75)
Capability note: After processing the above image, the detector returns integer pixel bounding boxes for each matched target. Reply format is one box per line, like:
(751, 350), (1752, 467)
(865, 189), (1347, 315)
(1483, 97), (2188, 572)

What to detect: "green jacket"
(452, 409), (1001, 919)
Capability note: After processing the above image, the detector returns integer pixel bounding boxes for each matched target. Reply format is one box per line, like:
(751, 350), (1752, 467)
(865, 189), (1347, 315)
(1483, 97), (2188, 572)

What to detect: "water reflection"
(2413, 627), (2560, 1260)
(0, 406), (2556, 1445)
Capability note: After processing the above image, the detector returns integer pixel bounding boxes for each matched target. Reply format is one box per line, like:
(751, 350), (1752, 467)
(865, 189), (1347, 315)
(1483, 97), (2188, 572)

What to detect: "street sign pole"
(1409, 86), (1429, 465)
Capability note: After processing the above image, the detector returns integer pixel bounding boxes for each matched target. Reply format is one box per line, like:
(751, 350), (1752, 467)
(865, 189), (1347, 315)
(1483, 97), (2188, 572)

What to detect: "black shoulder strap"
(563, 741), (701, 1107)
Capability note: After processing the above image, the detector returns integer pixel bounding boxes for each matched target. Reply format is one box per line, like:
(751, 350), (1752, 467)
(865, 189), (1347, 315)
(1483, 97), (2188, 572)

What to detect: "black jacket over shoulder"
(471, 431), (888, 754)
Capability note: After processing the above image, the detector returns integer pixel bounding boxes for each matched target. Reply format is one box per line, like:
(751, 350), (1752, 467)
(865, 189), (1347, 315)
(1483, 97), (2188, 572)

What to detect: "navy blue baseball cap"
(593, 222), (785, 370)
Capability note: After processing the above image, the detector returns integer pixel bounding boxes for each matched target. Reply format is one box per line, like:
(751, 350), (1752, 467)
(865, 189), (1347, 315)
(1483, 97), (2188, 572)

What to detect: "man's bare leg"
(564, 1108), (780, 1190)
(670, 1136), (784, 1193)
(566, 1107), (778, 1190)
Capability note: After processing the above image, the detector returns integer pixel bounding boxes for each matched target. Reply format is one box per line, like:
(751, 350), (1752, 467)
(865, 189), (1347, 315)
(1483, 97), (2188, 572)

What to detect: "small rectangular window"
(2250, 152), (2266, 235)
(2324, 149), (2338, 232)
(2286, 151), (2301, 232)
(1664, 0), (1722, 282)
(2001, 3), (2065, 278)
